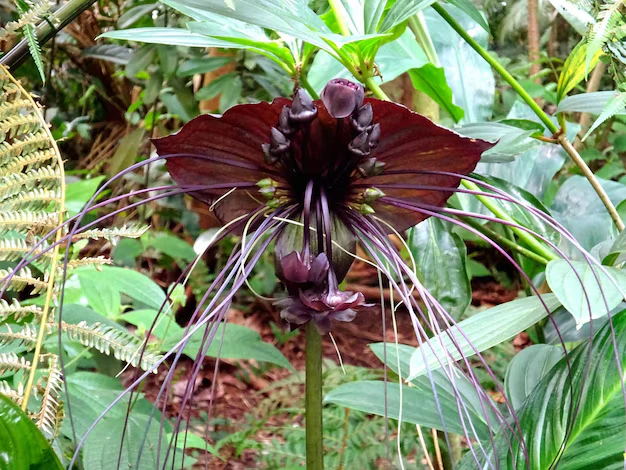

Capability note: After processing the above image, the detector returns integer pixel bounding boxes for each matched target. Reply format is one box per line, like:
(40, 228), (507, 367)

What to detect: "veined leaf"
(446, 0), (490, 32)
(556, 90), (623, 114)
(100, 28), (238, 48)
(582, 92), (626, 141)
(408, 64), (464, 122)
(408, 294), (562, 380)
(547, 0), (595, 35)
(379, 0), (437, 32)
(556, 40), (604, 104)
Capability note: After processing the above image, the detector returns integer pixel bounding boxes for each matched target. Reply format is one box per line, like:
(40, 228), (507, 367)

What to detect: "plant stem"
(457, 215), (550, 265)
(461, 180), (558, 262)
(432, 3), (624, 232)
(328, 0), (351, 36)
(300, 74), (319, 100)
(305, 322), (324, 470)
(0, 0), (97, 70)
(408, 13), (439, 65)
(364, 75), (390, 101)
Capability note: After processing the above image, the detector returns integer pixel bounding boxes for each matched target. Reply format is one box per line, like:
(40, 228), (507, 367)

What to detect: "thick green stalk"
(432, 3), (624, 232)
(328, 0), (351, 36)
(461, 180), (558, 262)
(0, 0), (97, 69)
(305, 323), (324, 470)
(363, 75), (390, 101)
(457, 215), (550, 265)
(408, 13), (439, 65)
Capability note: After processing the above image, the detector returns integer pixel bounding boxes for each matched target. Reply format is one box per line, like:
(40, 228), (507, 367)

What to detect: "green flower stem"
(328, 0), (351, 36)
(300, 75), (320, 100)
(306, 322), (324, 470)
(461, 180), (558, 262)
(408, 13), (439, 65)
(457, 215), (551, 265)
(364, 75), (390, 101)
(432, 2), (624, 233)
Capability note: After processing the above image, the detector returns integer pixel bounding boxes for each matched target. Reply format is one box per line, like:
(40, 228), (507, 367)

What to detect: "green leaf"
(124, 44), (158, 79)
(76, 271), (121, 318)
(446, 0), (490, 33)
(464, 308), (626, 468)
(177, 57), (233, 77)
(0, 393), (64, 470)
(408, 218), (471, 319)
(556, 40), (604, 104)
(158, 320), (294, 370)
(219, 75), (242, 112)
(64, 176), (106, 217)
(408, 294), (562, 380)
(74, 266), (167, 311)
(556, 90), (625, 114)
(81, 44), (133, 64)
(379, 0), (437, 32)
(100, 28), (238, 48)
(504, 344), (563, 410)
(546, 259), (626, 326)
(324, 380), (493, 439)
(108, 128), (145, 178)
(117, 4), (158, 28)
(546, 0), (594, 35)
(458, 122), (540, 163)
(408, 64), (464, 122)
(498, 118), (546, 136)
(582, 92), (626, 141)
(423, 6), (494, 123)
(195, 73), (237, 101)
(550, 175), (626, 251)
(146, 232), (197, 262)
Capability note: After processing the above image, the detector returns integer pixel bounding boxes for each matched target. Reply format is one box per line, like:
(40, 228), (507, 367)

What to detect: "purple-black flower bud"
(368, 123), (381, 148)
(349, 130), (370, 156)
(357, 157), (385, 177)
(289, 89), (318, 123)
(262, 143), (279, 165)
(270, 127), (290, 154)
(351, 103), (373, 132)
(278, 106), (295, 136)
(321, 78), (365, 119)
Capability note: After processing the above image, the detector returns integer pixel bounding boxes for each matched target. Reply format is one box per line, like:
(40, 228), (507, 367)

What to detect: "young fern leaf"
(0, 351), (32, 374)
(12, 0), (50, 82)
(0, 323), (38, 349)
(0, 298), (42, 322)
(586, 0), (626, 68)
(582, 91), (626, 140)
(60, 321), (162, 371)
(34, 355), (63, 439)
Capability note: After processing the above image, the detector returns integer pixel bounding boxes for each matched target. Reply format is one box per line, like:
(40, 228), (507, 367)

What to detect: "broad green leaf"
(0, 394), (64, 470)
(498, 118), (545, 136)
(108, 128), (145, 178)
(543, 305), (610, 345)
(547, 0), (594, 35)
(195, 73), (237, 101)
(145, 232), (197, 262)
(546, 259), (626, 326)
(556, 90), (625, 114)
(446, 0), (490, 32)
(100, 28), (238, 48)
(408, 294), (562, 380)
(61, 304), (127, 331)
(64, 175), (106, 217)
(124, 44), (158, 79)
(423, 5), (494, 123)
(504, 344), (563, 410)
(408, 64), (464, 122)
(556, 40), (603, 103)
(74, 266), (167, 311)
(550, 175), (626, 253)
(155, 317), (293, 370)
(582, 92), (626, 141)
(408, 218), (471, 319)
(81, 44), (133, 64)
(118, 4), (158, 28)
(379, 0), (437, 32)
(462, 308), (626, 468)
(219, 75), (242, 112)
(76, 271), (121, 318)
(324, 380), (493, 439)
(177, 57), (233, 77)
(458, 122), (540, 163)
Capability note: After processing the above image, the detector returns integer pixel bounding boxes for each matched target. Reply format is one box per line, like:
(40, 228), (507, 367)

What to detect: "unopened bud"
(359, 203), (376, 215)
(270, 127), (290, 153)
(351, 103), (373, 132)
(363, 187), (385, 203)
(321, 78), (365, 119)
(279, 106), (295, 136)
(257, 178), (276, 188)
(349, 130), (370, 156)
(368, 123), (381, 148)
(262, 143), (279, 165)
(289, 89), (317, 123)
(259, 186), (276, 199)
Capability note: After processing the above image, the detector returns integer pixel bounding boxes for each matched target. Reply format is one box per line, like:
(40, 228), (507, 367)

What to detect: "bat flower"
(154, 78), (491, 333)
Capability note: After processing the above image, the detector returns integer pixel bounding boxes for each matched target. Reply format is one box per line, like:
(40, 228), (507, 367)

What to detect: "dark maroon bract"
(154, 79), (492, 332)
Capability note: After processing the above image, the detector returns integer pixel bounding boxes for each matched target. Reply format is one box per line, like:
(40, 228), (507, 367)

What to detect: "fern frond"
(0, 381), (24, 405)
(61, 321), (161, 371)
(0, 298), (42, 322)
(13, 0), (48, 83)
(35, 355), (62, 438)
(583, 91), (626, 139)
(0, 323), (38, 349)
(0, 210), (59, 234)
(0, 141), (55, 173)
(0, 238), (52, 263)
(0, 99), (34, 120)
(587, 0), (625, 66)
(0, 165), (60, 201)
(73, 225), (150, 242)
(0, 267), (48, 293)
(0, 352), (32, 374)
(3, 188), (60, 210)
(0, 114), (41, 141)
(64, 256), (113, 270)
(0, 0), (51, 38)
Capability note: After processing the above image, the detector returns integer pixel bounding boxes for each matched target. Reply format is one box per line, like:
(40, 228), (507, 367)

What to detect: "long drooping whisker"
(346, 212), (512, 465)
(302, 180), (314, 258)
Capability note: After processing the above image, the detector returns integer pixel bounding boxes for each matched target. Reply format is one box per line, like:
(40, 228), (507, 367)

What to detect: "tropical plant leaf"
(556, 40), (604, 104)
(408, 63), (464, 122)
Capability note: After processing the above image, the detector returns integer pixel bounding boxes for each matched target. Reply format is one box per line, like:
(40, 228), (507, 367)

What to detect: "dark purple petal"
(329, 309), (357, 322)
(280, 251), (310, 284)
(308, 253), (329, 284)
(321, 78), (365, 119)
